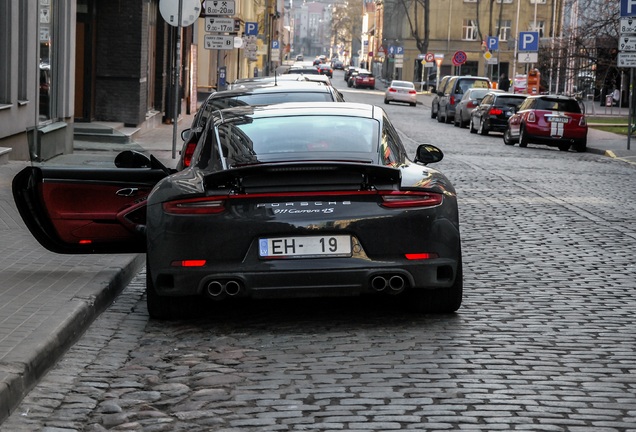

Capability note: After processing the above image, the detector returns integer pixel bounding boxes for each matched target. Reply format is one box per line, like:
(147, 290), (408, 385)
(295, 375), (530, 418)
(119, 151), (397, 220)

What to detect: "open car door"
(12, 152), (170, 254)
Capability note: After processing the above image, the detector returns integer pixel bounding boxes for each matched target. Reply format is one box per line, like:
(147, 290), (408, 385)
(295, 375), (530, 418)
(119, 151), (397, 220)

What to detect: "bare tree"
(395, 0), (430, 54)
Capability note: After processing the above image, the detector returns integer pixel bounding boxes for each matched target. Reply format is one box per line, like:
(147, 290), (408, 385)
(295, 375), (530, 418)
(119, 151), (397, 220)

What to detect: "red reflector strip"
(171, 260), (207, 267)
(79, 240), (92, 244)
(405, 253), (438, 260)
(163, 198), (226, 215)
(489, 108), (503, 115)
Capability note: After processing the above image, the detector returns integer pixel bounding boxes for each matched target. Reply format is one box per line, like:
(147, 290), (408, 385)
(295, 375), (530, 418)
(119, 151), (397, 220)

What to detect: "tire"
(478, 120), (488, 135)
(146, 267), (203, 320)
(437, 109), (444, 123)
(410, 102), (416, 107)
(573, 139), (587, 152)
(519, 125), (529, 147)
(404, 259), (463, 313)
(457, 112), (466, 128)
(558, 143), (570, 152)
(503, 128), (515, 145)
(469, 117), (476, 134)
(431, 105), (437, 119)
(384, 98), (389, 104)
(444, 109), (452, 124)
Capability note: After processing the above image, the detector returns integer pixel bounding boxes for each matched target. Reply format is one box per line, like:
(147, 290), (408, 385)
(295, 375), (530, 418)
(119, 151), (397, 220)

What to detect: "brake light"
(408, 90), (417, 95)
(450, 96), (455, 105)
(527, 111), (536, 123)
(489, 108), (503, 116)
(389, 88), (397, 93)
(405, 253), (439, 260)
(163, 197), (227, 214)
(171, 260), (207, 267)
(380, 191), (443, 208)
(182, 142), (197, 168)
(467, 101), (476, 108)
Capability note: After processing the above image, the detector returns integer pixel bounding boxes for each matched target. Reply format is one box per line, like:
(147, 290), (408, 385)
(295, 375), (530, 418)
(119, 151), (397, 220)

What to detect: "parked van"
(437, 76), (491, 124)
(430, 75), (453, 120)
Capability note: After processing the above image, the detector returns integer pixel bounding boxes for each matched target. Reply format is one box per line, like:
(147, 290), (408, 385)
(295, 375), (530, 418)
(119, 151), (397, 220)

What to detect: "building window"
(0, 0), (11, 105)
(39, 0), (53, 122)
(529, 20), (545, 38)
(462, 19), (478, 41)
(497, 20), (511, 42)
(530, 0), (546, 3)
(464, 0), (477, 2)
(496, 0), (513, 3)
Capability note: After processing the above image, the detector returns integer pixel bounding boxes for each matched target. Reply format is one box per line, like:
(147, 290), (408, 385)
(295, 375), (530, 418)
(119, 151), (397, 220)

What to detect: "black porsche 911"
(13, 102), (463, 319)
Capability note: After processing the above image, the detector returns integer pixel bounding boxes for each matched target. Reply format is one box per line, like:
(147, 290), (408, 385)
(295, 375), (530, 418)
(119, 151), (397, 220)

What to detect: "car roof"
(210, 81), (334, 98)
(231, 74), (331, 88)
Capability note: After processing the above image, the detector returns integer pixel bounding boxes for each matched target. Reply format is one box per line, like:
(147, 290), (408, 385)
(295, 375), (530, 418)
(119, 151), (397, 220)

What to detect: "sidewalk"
(0, 104), (635, 424)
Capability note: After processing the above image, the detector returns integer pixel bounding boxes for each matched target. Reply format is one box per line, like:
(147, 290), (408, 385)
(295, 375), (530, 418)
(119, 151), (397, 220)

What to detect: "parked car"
(469, 92), (526, 135)
(384, 80), (417, 106)
(513, 74), (527, 94)
(503, 94), (587, 152)
(352, 70), (376, 89)
(178, 81), (345, 169)
(295, 54), (304, 61)
(332, 59), (344, 70)
(318, 63), (333, 78)
(13, 102), (463, 319)
(285, 66), (320, 75)
(430, 75), (452, 119)
(453, 88), (500, 128)
(344, 66), (357, 82)
(437, 75), (491, 124)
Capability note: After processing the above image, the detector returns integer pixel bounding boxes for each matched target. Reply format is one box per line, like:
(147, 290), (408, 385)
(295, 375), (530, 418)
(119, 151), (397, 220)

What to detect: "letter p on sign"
(621, 0), (636, 16)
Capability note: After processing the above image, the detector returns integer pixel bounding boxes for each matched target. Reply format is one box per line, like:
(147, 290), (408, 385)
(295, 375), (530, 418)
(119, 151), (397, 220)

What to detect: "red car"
(353, 70), (375, 89)
(503, 95), (587, 152)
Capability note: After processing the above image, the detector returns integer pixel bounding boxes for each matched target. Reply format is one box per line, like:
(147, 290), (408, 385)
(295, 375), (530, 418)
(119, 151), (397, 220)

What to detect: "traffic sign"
(621, 17), (636, 33)
(618, 52), (636, 67)
(245, 22), (258, 36)
(204, 34), (234, 49)
(518, 52), (538, 63)
(425, 52), (434, 62)
(620, 36), (636, 51)
(434, 53), (444, 67)
(205, 17), (235, 33)
(518, 32), (539, 51)
(621, 0), (636, 17)
(160, 0), (201, 27)
(205, 0), (235, 15)
(452, 50), (467, 66)
(395, 46), (404, 55)
(487, 36), (499, 51)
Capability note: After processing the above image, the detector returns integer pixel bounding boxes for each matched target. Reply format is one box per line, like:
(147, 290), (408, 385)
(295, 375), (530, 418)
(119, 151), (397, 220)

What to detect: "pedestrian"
(498, 73), (510, 92)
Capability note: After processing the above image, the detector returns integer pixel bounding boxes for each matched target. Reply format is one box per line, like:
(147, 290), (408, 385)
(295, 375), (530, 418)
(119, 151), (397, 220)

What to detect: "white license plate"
(259, 235), (352, 258)
(549, 117), (569, 123)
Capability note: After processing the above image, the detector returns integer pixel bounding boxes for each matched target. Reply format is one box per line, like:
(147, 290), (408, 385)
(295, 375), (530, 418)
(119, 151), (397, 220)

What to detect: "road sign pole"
(172, 0), (183, 160)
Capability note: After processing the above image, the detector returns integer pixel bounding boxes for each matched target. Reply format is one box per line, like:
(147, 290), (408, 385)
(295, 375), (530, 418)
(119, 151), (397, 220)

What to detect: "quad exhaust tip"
(371, 274), (407, 294)
(206, 279), (243, 299)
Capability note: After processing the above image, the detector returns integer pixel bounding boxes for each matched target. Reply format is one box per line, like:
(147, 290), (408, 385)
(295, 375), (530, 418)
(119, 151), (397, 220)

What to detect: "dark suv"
(430, 75), (453, 120)
(469, 92), (527, 135)
(437, 76), (491, 124)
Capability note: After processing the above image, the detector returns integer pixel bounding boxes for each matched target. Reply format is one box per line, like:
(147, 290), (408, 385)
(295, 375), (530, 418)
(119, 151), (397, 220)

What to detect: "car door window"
(381, 117), (404, 167)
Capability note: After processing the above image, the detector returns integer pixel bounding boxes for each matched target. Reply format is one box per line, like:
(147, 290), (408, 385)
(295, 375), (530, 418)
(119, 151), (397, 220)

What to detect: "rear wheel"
(558, 143), (570, 151)
(573, 139), (587, 152)
(444, 109), (452, 124)
(437, 109), (444, 123)
(469, 117), (477, 134)
(384, 98), (389, 104)
(503, 128), (515, 145)
(431, 105), (437, 119)
(519, 125), (529, 147)
(457, 112), (466, 128)
(404, 259), (463, 313)
(478, 120), (488, 135)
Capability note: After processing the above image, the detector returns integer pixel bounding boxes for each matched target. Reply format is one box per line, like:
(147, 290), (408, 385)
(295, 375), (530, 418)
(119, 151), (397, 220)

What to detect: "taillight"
(489, 107), (503, 116)
(527, 111), (536, 123)
(579, 116), (587, 126)
(405, 253), (439, 260)
(379, 191), (443, 208)
(467, 101), (476, 108)
(389, 88), (397, 93)
(450, 96), (455, 105)
(163, 197), (227, 214)
(408, 90), (417, 95)
(171, 260), (207, 267)
(182, 142), (197, 168)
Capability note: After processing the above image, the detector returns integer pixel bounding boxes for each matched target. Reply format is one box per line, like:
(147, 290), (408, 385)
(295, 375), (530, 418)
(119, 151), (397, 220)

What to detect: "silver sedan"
(384, 80), (417, 106)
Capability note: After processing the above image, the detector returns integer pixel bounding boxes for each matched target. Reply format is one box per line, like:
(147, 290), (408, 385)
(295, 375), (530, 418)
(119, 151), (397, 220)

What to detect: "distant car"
(469, 92), (526, 135)
(344, 66), (357, 82)
(513, 74), (527, 94)
(503, 94), (587, 152)
(453, 88), (500, 128)
(13, 103), (463, 319)
(177, 81), (345, 169)
(430, 75), (452, 120)
(318, 63), (333, 78)
(384, 80), (417, 106)
(286, 66), (320, 75)
(437, 75), (491, 124)
(332, 60), (344, 70)
(295, 54), (304, 61)
(352, 70), (375, 89)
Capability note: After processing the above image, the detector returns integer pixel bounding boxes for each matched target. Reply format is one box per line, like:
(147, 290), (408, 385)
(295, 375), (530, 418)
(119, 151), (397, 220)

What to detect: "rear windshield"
(495, 96), (526, 108)
(535, 98), (582, 113)
(456, 79), (489, 93)
(207, 92), (334, 110)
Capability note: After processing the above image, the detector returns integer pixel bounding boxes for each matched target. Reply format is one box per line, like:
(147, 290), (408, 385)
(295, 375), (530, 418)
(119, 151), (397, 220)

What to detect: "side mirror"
(114, 150), (152, 168)
(414, 144), (444, 165)
(181, 128), (192, 141)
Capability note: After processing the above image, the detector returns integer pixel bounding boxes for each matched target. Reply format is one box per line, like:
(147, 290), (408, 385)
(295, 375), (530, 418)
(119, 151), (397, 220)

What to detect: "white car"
(384, 80), (417, 106)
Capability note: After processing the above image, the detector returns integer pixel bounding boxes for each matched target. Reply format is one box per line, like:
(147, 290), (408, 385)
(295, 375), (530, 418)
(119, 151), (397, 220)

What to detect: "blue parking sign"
(245, 22), (258, 35)
(487, 36), (498, 51)
(518, 32), (539, 52)
(622, 0), (636, 16)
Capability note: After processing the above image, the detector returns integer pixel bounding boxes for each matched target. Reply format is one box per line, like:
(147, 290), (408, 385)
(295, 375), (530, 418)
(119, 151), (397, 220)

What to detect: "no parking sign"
(452, 51), (467, 66)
